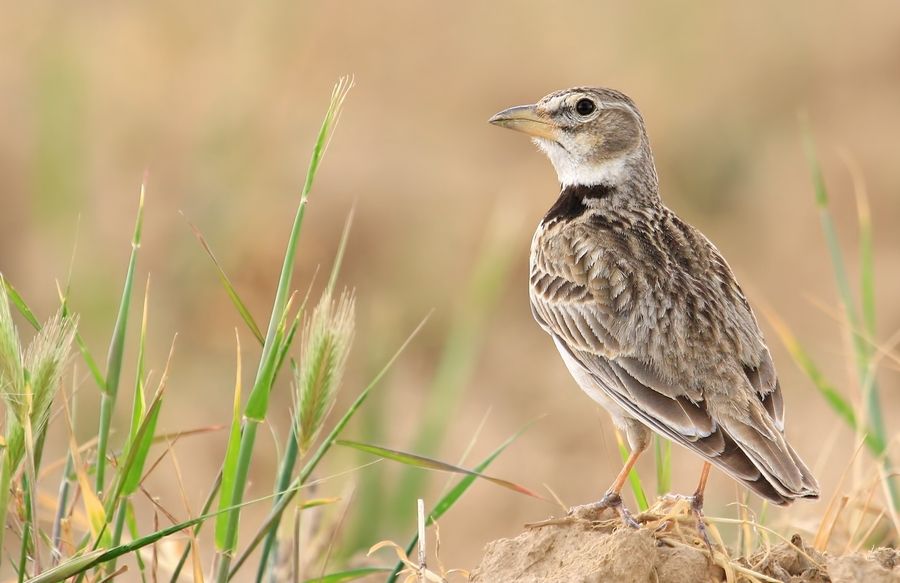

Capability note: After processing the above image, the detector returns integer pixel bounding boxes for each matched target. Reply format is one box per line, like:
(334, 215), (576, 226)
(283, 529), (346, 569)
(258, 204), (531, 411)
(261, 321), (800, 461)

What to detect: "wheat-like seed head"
(295, 289), (355, 455)
(0, 276), (77, 472)
(23, 311), (78, 436)
(0, 276), (24, 416)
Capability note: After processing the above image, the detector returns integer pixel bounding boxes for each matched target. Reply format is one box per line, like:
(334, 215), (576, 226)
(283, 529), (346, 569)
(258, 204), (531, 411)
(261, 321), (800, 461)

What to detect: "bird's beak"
(488, 104), (559, 141)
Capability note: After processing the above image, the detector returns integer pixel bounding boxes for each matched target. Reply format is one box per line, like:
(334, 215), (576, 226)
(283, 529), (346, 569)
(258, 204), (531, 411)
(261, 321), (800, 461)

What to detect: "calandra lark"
(489, 87), (819, 526)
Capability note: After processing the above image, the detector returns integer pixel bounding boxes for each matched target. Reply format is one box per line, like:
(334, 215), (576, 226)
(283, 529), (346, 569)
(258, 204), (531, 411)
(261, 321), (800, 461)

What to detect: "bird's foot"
(689, 494), (714, 557)
(568, 491), (639, 528)
(661, 493), (713, 556)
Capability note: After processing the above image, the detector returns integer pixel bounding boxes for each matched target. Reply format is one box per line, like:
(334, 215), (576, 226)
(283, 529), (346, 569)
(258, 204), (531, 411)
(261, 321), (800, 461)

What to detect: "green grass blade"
(394, 220), (516, 518)
(766, 310), (867, 442)
(242, 72), (352, 422)
(802, 127), (897, 508)
(344, 368), (388, 553)
(304, 568), (391, 583)
(385, 423), (535, 583)
(852, 174), (890, 460)
(5, 277), (105, 387)
(169, 471), (223, 582)
(33, 478), (333, 583)
(95, 184), (145, 493)
(274, 319), (301, 377)
(616, 431), (648, 511)
(337, 440), (543, 500)
(855, 187), (876, 341)
(230, 315), (429, 578)
(214, 78), (353, 583)
(325, 208), (354, 296)
(816, 204), (868, 366)
(119, 398), (162, 497)
(243, 346), (281, 422)
(52, 390), (78, 557)
(109, 502), (128, 574)
(31, 514), (210, 583)
(187, 220), (264, 345)
(801, 127), (870, 383)
(427, 420), (536, 525)
(106, 336), (175, 510)
(272, 273), (315, 381)
(104, 388), (164, 513)
(654, 436), (671, 498)
(849, 157), (897, 511)
(118, 277), (151, 498)
(57, 241), (106, 389)
(25, 550), (108, 583)
(215, 333), (244, 551)
(73, 334), (105, 388)
(124, 500), (147, 582)
(257, 426), (299, 581)
(2, 278), (41, 329)
(19, 471), (36, 583)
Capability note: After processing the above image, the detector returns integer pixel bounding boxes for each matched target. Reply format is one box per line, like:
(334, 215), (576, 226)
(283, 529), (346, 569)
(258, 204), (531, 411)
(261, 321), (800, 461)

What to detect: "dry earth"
(470, 501), (900, 583)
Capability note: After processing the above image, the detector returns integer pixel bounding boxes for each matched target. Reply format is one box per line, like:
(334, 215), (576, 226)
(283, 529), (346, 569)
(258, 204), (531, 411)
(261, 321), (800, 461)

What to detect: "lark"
(489, 87), (819, 529)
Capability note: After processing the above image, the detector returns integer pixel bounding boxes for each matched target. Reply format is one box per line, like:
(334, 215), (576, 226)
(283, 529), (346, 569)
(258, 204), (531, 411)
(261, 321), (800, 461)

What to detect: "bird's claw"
(689, 494), (714, 557)
(661, 493), (713, 556)
(567, 491), (639, 528)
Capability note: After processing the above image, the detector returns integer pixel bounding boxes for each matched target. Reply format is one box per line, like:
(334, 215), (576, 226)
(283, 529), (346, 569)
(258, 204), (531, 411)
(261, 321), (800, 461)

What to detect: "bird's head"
(489, 87), (655, 189)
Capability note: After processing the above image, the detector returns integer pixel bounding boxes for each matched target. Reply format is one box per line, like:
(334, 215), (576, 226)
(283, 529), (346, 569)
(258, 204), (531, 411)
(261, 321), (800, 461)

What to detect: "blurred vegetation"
(0, 79), (540, 582)
(1, 0), (899, 577)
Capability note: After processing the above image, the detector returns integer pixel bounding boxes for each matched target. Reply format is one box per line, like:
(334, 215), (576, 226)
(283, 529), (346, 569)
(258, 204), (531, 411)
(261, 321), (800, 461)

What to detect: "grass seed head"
(0, 277), (24, 414)
(0, 279), (77, 472)
(23, 311), (78, 433)
(295, 289), (355, 455)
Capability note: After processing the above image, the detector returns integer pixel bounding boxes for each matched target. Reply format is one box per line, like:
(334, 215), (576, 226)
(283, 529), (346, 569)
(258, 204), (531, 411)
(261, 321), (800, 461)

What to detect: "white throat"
(533, 138), (629, 187)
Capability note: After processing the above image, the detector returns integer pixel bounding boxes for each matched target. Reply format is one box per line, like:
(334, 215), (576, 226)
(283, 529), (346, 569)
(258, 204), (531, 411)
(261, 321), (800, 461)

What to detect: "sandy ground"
(470, 501), (900, 583)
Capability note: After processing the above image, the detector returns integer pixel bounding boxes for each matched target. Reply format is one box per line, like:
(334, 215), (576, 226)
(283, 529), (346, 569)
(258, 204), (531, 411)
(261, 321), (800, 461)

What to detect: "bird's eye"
(575, 98), (596, 116)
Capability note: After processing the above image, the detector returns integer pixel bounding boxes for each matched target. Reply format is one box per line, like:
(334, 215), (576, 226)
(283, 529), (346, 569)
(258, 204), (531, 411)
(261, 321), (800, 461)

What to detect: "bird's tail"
(718, 409), (819, 506)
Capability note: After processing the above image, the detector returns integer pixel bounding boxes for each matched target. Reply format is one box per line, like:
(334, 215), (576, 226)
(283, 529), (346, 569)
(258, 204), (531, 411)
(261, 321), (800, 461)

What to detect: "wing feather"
(530, 213), (818, 503)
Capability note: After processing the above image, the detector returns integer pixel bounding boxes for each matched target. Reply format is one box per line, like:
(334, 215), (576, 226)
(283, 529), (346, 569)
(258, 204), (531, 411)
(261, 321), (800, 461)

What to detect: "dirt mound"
(747, 536), (900, 583)
(470, 502), (900, 583)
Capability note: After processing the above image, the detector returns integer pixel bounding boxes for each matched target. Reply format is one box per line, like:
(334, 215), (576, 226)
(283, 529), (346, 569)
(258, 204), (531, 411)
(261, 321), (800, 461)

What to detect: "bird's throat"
(542, 183), (616, 225)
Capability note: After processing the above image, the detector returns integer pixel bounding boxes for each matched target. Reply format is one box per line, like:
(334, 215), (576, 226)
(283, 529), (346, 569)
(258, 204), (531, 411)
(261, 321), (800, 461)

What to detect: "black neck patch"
(542, 183), (616, 224)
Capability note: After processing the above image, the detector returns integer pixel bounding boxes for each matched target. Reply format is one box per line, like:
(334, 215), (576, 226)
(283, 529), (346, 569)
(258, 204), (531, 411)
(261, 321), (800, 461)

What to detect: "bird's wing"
(530, 217), (815, 502)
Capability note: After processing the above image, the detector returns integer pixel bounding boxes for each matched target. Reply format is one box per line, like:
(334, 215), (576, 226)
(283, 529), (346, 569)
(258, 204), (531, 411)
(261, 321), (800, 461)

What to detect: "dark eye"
(575, 98), (596, 116)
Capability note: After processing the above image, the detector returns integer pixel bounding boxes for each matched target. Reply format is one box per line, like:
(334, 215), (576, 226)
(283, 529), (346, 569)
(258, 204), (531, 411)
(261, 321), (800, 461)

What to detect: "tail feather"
(716, 412), (819, 505)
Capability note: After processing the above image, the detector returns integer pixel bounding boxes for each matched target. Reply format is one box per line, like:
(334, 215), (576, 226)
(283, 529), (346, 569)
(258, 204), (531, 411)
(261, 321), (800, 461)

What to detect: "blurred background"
(2, 0), (899, 576)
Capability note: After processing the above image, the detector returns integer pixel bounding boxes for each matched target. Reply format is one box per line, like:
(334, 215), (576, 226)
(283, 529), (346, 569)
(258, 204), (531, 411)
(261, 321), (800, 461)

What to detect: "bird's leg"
(690, 462), (713, 554)
(570, 448), (643, 528)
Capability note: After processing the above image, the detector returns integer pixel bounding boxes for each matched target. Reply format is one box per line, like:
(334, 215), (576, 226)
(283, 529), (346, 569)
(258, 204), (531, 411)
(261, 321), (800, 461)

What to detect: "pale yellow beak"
(488, 104), (559, 141)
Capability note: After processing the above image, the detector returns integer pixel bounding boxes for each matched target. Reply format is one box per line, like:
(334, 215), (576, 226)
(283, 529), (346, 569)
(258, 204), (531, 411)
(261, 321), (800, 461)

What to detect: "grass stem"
(94, 186), (145, 494)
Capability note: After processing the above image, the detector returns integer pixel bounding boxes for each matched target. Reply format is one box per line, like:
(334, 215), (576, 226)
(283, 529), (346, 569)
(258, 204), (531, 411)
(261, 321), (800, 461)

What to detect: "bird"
(488, 87), (819, 530)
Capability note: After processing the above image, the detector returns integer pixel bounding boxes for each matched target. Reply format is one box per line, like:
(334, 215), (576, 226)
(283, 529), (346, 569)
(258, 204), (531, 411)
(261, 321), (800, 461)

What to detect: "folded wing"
(530, 218), (819, 504)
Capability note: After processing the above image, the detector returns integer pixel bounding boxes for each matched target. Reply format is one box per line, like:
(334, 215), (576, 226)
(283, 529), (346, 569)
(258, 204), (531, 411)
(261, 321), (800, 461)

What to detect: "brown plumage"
(490, 87), (819, 508)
